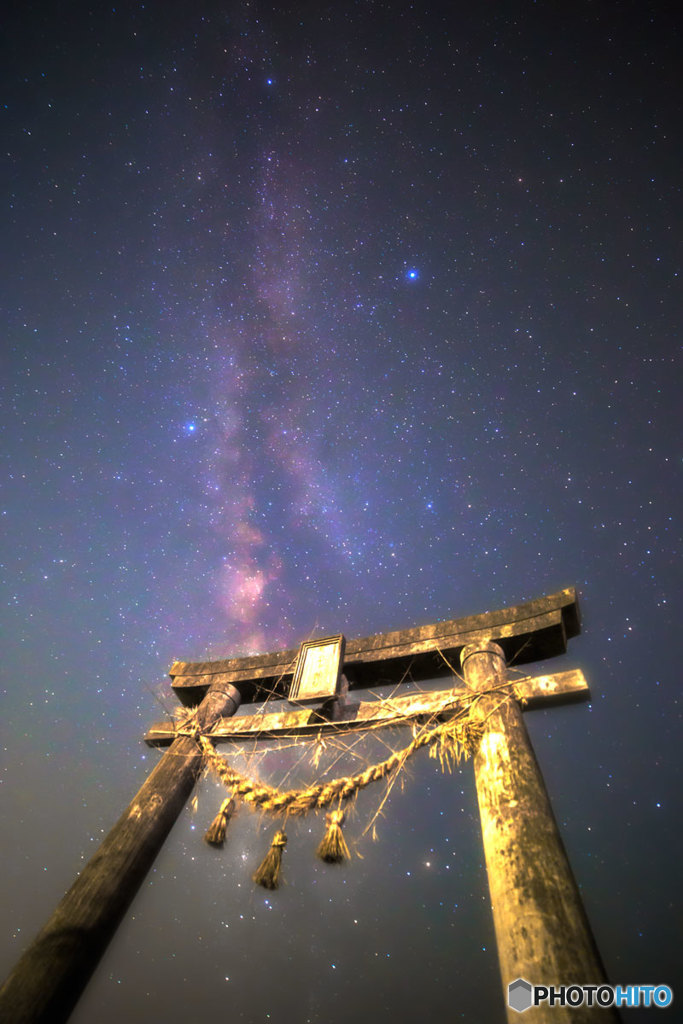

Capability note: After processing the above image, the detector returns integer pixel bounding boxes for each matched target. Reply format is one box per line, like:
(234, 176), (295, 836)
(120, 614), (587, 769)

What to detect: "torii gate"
(0, 588), (617, 1022)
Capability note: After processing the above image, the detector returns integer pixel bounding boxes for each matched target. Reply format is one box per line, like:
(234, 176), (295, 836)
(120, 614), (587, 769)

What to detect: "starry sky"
(1, 1), (680, 1021)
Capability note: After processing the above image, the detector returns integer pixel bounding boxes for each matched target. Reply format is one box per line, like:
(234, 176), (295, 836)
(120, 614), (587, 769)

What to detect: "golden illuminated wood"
(168, 587), (580, 705)
(461, 642), (617, 1023)
(145, 668), (590, 745)
(1, 587), (614, 1024)
(0, 683), (241, 1024)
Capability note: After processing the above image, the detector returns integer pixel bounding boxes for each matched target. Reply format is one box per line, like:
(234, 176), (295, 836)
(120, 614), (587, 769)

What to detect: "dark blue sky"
(1, 2), (680, 1021)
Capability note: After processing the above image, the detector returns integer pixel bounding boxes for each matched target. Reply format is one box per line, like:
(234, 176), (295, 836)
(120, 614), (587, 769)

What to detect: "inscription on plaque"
(289, 635), (346, 703)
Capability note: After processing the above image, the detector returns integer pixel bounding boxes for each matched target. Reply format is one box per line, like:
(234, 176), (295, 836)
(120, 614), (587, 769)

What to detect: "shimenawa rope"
(177, 682), (517, 888)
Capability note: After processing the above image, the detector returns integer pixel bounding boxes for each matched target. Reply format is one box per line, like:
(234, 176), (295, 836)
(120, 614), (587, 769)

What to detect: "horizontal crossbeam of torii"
(0, 588), (617, 1023)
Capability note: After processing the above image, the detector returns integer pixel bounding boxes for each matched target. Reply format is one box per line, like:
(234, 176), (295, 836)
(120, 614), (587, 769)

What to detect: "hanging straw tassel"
(204, 797), (236, 847)
(253, 830), (287, 889)
(316, 809), (350, 864)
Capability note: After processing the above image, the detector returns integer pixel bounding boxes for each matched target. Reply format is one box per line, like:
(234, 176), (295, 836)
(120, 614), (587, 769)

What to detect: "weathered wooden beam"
(515, 667), (589, 708)
(168, 588), (580, 706)
(461, 642), (616, 1023)
(0, 683), (242, 1024)
(144, 668), (590, 746)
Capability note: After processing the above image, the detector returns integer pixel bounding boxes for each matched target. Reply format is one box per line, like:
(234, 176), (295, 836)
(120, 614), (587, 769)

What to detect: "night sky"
(1, 2), (680, 1021)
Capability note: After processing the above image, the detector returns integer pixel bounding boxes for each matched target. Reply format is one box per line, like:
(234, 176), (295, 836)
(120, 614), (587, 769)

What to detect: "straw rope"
(173, 678), (522, 885)
(186, 686), (516, 817)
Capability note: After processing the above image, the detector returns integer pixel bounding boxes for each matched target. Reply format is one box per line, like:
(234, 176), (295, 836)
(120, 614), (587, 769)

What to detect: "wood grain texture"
(0, 684), (241, 1024)
(461, 642), (616, 1023)
(145, 669), (589, 746)
(169, 588), (580, 706)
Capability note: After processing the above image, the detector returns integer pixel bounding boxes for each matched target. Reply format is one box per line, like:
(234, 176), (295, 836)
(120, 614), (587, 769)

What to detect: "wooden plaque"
(289, 635), (346, 703)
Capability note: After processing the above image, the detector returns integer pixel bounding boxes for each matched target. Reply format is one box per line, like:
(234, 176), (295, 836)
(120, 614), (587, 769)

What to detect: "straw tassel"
(253, 830), (287, 889)
(204, 797), (236, 847)
(316, 809), (350, 864)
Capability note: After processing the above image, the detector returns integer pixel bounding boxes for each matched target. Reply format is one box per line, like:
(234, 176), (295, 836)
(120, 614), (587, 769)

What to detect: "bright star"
(406, 268), (419, 281)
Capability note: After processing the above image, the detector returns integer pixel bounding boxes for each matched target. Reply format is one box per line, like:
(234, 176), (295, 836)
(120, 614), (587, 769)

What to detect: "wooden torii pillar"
(0, 588), (616, 1023)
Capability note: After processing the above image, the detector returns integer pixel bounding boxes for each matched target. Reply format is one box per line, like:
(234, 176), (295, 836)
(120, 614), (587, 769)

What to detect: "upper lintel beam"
(167, 589), (580, 708)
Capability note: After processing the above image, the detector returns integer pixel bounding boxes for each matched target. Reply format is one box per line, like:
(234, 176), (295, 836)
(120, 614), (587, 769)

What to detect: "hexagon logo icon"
(508, 978), (534, 1013)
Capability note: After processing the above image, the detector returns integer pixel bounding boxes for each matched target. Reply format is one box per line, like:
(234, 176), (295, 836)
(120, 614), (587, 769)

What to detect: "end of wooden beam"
(514, 668), (589, 708)
(145, 723), (176, 748)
